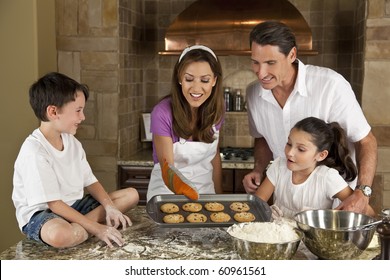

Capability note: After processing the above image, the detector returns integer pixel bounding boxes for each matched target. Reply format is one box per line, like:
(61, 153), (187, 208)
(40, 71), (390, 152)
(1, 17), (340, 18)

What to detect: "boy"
(12, 72), (139, 248)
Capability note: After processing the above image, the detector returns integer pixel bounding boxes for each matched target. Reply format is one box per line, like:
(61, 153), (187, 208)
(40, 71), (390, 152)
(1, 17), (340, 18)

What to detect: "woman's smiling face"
(179, 61), (217, 109)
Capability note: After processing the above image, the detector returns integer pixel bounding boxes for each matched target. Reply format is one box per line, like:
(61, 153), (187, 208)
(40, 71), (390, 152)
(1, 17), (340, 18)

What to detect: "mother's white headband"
(178, 45), (218, 62)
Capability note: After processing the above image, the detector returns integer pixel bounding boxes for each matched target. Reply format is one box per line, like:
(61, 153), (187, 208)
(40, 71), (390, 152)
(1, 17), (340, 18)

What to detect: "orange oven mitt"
(161, 159), (199, 200)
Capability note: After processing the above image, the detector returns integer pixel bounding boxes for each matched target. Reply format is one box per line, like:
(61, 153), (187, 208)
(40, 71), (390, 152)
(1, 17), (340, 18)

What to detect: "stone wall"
(56, 0), (120, 192)
(363, 0), (390, 210)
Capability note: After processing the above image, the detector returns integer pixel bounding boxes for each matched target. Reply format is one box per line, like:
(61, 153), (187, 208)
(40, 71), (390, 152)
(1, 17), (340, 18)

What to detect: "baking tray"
(146, 194), (272, 228)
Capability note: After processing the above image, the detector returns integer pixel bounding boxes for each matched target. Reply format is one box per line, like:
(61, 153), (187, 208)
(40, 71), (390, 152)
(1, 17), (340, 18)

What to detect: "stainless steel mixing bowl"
(227, 223), (303, 260)
(294, 209), (377, 259)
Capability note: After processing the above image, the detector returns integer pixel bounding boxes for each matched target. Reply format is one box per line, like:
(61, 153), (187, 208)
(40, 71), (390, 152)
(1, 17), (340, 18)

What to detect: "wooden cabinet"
(118, 165), (153, 205)
(234, 169), (250, 193)
(223, 168), (272, 205)
(221, 168), (251, 194)
(221, 169), (234, 193)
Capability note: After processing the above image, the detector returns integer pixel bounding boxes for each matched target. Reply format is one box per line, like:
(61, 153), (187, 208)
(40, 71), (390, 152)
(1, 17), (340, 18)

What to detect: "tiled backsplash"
(219, 112), (254, 148)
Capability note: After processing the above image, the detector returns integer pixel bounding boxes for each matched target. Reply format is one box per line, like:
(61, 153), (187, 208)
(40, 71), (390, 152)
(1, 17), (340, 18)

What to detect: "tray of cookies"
(146, 194), (272, 227)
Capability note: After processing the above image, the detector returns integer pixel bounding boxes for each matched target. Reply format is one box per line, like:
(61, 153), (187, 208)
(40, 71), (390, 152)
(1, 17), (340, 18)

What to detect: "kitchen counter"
(0, 206), (380, 260)
(118, 149), (254, 170)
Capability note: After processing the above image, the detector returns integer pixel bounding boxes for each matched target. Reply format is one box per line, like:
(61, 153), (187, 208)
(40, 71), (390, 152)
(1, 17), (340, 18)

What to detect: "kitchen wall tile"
(80, 52), (118, 70)
(377, 148), (390, 173)
(57, 37), (118, 51)
(362, 61), (390, 124)
(368, 0), (385, 18)
(93, 171), (117, 193)
(372, 126), (390, 147)
(57, 51), (81, 82)
(88, 0), (102, 27)
(76, 125), (96, 140)
(97, 93), (119, 140)
(81, 140), (118, 156)
(102, 0), (118, 27)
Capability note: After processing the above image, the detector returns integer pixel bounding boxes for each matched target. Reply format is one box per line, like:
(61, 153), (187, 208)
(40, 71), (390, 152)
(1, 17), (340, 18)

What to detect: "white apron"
(147, 126), (219, 202)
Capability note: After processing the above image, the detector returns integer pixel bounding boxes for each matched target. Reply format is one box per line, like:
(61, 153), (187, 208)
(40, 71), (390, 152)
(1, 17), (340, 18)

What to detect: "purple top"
(150, 97), (224, 163)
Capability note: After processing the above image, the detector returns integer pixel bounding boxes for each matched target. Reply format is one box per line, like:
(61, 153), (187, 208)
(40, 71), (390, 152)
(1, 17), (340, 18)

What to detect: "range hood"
(159, 0), (317, 56)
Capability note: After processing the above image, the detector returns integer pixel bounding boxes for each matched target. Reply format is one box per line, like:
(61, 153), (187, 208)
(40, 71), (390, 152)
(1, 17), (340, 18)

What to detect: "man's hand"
(242, 170), (262, 194)
(335, 190), (369, 214)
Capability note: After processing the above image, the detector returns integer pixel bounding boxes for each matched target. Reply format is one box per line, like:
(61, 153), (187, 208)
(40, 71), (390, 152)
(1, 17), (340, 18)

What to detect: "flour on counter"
(227, 222), (299, 243)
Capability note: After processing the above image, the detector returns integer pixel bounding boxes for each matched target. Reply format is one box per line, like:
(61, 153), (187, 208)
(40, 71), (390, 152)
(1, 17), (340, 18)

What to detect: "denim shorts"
(22, 194), (100, 244)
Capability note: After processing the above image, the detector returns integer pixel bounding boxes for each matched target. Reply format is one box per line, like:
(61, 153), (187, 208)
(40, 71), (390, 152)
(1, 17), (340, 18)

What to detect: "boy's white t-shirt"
(267, 157), (351, 218)
(12, 128), (97, 230)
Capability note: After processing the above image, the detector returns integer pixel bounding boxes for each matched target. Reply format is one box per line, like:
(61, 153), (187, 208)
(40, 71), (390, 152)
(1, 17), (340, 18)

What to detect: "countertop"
(118, 149), (255, 170)
(0, 206), (380, 260)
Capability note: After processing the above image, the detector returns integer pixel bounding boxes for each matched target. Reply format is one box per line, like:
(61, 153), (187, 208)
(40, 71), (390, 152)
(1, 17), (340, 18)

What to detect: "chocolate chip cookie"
(182, 202), (203, 212)
(210, 212), (231, 223)
(162, 214), (185, 224)
(186, 213), (208, 223)
(204, 202), (224, 212)
(234, 212), (256, 222)
(229, 202), (250, 212)
(160, 203), (180, 213)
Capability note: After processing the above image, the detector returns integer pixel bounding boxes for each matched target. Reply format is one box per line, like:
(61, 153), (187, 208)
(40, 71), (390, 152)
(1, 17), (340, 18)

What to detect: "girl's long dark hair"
(293, 117), (357, 181)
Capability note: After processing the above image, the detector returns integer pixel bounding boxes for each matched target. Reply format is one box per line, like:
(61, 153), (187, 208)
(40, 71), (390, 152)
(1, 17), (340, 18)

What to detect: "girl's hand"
(270, 204), (284, 221)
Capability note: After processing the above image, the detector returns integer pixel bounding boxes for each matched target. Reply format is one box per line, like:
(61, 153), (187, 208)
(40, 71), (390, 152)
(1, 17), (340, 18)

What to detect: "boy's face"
(56, 90), (86, 135)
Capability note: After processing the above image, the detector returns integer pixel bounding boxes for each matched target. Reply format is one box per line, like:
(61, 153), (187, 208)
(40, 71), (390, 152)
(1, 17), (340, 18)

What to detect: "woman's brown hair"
(169, 48), (224, 143)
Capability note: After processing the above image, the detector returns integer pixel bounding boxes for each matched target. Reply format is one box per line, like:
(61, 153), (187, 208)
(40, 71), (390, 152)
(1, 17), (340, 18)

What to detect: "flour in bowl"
(227, 222), (299, 243)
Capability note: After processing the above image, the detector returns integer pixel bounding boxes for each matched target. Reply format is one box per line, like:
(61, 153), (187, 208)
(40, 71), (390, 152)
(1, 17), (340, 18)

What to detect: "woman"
(146, 45), (225, 202)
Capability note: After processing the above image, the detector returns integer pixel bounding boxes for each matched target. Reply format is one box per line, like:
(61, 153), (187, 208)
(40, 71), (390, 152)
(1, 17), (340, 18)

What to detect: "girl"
(146, 45), (225, 201)
(254, 116), (375, 219)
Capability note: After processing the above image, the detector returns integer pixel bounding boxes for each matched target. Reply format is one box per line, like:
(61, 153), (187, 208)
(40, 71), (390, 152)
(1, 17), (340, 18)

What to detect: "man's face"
(250, 43), (296, 90)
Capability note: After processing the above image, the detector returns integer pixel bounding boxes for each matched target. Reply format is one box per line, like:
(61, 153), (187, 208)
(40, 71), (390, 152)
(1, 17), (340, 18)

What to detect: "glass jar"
(233, 89), (243, 111)
(223, 87), (232, 112)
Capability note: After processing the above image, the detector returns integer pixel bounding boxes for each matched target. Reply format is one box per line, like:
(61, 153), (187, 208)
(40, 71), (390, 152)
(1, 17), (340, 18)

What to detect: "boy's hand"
(94, 224), (125, 248)
(105, 205), (132, 229)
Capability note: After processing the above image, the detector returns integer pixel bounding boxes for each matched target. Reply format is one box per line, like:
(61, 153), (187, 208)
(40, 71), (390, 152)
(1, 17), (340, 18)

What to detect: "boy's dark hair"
(293, 117), (358, 182)
(29, 72), (89, 122)
(249, 20), (297, 56)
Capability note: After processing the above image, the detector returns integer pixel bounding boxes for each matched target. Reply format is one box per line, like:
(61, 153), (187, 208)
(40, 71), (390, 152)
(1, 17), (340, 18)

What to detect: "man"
(242, 21), (377, 215)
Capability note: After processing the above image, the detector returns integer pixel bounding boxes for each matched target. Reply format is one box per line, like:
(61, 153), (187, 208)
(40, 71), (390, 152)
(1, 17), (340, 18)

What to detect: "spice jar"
(223, 87), (232, 112)
(233, 89), (243, 111)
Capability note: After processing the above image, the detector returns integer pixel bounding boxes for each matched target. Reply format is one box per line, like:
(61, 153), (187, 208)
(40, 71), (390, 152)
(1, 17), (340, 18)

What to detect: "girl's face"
(179, 61), (217, 109)
(284, 128), (326, 173)
(56, 90), (86, 135)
